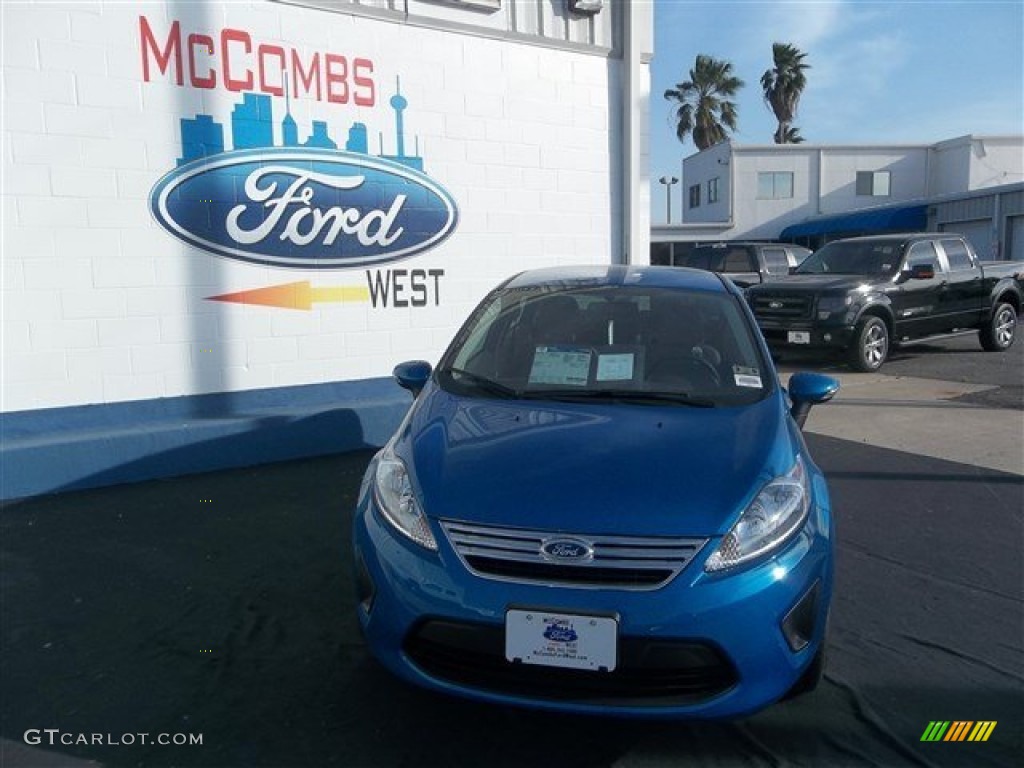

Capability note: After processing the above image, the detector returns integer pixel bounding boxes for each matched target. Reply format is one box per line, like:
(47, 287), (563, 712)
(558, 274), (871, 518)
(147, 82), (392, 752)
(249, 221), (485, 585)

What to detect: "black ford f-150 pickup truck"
(746, 233), (1023, 371)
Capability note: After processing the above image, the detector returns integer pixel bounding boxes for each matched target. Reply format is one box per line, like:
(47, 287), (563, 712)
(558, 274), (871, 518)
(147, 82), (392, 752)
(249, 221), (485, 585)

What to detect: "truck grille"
(439, 520), (706, 590)
(750, 293), (814, 320)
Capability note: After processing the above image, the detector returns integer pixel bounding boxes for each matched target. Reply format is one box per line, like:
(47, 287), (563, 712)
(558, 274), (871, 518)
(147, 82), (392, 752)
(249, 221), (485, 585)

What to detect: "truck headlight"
(705, 457), (810, 572)
(374, 446), (437, 551)
(817, 295), (852, 320)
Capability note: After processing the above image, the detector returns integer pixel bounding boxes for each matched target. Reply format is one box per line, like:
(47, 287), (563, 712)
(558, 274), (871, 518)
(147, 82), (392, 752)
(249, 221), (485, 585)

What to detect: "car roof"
(503, 264), (729, 293)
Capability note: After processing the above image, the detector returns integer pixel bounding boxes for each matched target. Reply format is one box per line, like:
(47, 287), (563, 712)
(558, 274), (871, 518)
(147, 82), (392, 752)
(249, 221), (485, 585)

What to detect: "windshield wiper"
(442, 367), (519, 398)
(522, 388), (715, 408)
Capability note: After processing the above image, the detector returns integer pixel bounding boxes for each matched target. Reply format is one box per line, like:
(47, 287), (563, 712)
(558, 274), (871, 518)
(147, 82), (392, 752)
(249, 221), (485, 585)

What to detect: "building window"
(688, 184), (701, 208)
(757, 172), (793, 200)
(707, 177), (719, 204)
(856, 171), (891, 196)
(429, 0), (502, 8)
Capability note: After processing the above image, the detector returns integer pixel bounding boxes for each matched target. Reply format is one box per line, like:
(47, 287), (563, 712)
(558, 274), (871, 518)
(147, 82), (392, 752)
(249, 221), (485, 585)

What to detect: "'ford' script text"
(226, 167), (405, 248)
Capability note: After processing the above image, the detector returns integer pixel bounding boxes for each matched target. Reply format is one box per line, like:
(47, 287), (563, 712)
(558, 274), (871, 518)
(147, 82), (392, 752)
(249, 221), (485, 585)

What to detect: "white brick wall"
(2, 0), (627, 413)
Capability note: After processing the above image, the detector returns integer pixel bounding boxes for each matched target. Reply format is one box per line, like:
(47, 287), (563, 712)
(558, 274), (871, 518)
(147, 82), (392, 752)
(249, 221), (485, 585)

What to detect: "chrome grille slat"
(449, 534), (539, 552)
(440, 519), (706, 590)
(457, 545), (548, 562)
(592, 545), (699, 559)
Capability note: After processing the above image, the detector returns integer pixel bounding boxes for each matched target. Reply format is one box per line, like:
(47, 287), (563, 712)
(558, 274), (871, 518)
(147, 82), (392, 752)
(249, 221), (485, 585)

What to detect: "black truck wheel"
(847, 316), (889, 372)
(979, 302), (1017, 352)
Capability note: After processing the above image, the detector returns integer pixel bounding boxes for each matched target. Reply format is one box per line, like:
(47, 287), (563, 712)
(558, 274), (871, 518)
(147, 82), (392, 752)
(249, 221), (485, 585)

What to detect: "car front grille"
(750, 293), (814, 320)
(404, 619), (738, 706)
(439, 520), (706, 590)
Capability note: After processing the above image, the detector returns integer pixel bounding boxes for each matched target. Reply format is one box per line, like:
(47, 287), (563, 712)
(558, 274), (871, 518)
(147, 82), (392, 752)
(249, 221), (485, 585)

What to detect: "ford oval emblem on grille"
(540, 538), (594, 562)
(769, 301), (784, 309)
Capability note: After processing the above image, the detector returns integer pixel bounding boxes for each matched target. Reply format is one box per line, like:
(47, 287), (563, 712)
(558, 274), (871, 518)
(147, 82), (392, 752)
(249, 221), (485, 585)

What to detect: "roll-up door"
(1008, 216), (1024, 262)
(942, 219), (994, 260)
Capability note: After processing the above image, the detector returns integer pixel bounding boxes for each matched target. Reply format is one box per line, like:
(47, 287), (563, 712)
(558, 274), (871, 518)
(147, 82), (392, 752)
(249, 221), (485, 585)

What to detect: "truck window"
(682, 252), (712, 270)
(905, 241), (943, 273)
(650, 242), (672, 266)
(940, 239), (973, 271)
(762, 247), (790, 273)
(720, 248), (756, 273)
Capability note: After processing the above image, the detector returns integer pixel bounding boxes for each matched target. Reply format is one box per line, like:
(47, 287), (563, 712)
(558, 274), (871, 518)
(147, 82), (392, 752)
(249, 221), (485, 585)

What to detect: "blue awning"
(780, 204), (928, 239)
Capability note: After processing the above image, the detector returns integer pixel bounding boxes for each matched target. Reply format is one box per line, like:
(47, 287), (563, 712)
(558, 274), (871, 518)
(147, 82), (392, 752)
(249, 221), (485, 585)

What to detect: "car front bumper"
(351, 467), (834, 719)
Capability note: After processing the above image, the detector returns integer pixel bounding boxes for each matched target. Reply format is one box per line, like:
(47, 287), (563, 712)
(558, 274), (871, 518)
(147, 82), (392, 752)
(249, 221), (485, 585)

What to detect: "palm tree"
(761, 43), (810, 144)
(780, 125), (805, 144)
(664, 54), (744, 151)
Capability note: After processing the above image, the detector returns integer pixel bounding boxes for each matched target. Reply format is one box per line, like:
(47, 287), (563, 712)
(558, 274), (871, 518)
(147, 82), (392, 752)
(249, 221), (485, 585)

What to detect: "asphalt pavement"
(2, 336), (1022, 768)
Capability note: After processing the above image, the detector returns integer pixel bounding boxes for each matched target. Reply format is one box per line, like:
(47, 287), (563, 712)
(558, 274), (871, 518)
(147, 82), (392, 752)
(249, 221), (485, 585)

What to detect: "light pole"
(658, 175), (679, 223)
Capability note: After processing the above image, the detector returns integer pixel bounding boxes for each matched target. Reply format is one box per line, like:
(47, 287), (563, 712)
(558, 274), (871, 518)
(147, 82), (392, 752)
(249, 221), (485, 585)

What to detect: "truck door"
(891, 240), (946, 339)
(936, 238), (986, 330)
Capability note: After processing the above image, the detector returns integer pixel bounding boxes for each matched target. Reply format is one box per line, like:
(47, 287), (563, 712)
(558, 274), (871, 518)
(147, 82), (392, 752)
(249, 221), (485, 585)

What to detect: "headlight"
(704, 457), (810, 572)
(816, 295), (852, 320)
(373, 446), (437, 551)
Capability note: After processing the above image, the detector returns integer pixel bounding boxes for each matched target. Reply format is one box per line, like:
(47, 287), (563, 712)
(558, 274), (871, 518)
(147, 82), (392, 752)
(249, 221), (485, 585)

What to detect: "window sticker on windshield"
(732, 365), (762, 388)
(529, 346), (591, 386)
(596, 353), (635, 382)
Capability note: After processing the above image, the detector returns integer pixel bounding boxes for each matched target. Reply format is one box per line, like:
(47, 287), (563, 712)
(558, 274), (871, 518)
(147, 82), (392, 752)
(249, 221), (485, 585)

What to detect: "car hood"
(750, 274), (882, 293)
(397, 385), (798, 538)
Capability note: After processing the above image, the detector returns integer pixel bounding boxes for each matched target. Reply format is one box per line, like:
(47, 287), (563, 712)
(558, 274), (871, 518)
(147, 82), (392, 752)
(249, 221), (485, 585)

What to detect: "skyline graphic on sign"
(149, 70), (458, 298)
(176, 77), (424, 172)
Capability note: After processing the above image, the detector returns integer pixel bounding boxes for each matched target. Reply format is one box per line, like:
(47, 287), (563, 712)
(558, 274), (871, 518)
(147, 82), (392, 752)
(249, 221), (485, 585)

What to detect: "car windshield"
(795, 240), (902, 276)
(438, 284), (771, 407)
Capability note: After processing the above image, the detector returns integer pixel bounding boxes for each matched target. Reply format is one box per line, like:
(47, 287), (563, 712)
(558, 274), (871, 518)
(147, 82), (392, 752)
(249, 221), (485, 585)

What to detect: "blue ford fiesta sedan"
(352, 265), (839, 718)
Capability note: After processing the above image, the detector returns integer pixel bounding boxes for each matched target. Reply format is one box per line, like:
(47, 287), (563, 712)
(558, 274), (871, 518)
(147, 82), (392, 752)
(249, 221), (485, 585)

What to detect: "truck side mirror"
(788, 372), (840, 429)
(908, 264), (935, 280)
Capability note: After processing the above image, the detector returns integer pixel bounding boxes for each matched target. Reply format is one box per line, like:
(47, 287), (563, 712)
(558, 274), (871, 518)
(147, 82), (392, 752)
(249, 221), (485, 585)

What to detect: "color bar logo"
(920, 721), (997, 742)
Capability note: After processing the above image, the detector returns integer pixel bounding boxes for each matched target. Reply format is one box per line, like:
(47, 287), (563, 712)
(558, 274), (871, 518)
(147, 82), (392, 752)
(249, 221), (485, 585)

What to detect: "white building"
(652, 135), (1024, 261)
(1, 0), (653, 497)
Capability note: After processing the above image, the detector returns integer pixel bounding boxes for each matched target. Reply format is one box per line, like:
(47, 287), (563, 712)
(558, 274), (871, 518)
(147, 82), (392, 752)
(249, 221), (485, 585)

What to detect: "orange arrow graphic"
(207, 281), (370, 310)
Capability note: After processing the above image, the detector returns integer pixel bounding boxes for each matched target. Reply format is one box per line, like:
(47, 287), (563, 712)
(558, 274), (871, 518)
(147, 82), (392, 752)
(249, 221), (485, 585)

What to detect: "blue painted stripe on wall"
(1, 378), (411, 500)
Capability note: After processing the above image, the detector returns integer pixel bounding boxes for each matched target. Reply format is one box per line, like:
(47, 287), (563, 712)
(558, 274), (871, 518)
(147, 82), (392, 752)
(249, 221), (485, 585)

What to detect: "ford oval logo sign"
(149, 148), (458, 269)
(540, 538), (594, 562)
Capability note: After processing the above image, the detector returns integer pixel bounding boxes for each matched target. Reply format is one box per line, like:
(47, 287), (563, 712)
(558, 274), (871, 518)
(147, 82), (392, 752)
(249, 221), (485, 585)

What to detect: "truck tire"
(979, 302), (1017, 352)
(848, 316), (888, 372)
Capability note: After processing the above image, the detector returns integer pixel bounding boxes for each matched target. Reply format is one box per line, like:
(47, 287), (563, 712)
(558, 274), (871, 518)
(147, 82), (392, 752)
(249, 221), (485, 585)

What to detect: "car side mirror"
(788, 372), (840, 429)
(394, 360), (432, 397)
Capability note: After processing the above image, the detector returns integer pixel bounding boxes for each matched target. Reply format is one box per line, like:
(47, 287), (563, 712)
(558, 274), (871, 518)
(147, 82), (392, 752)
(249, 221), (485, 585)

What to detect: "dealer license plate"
(788, 331), (811, 344)
(505, 609), (617, 672)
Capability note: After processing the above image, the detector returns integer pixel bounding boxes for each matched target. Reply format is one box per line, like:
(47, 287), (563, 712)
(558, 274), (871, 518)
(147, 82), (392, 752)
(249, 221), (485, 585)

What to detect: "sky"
(649, 0), (1024, 223)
